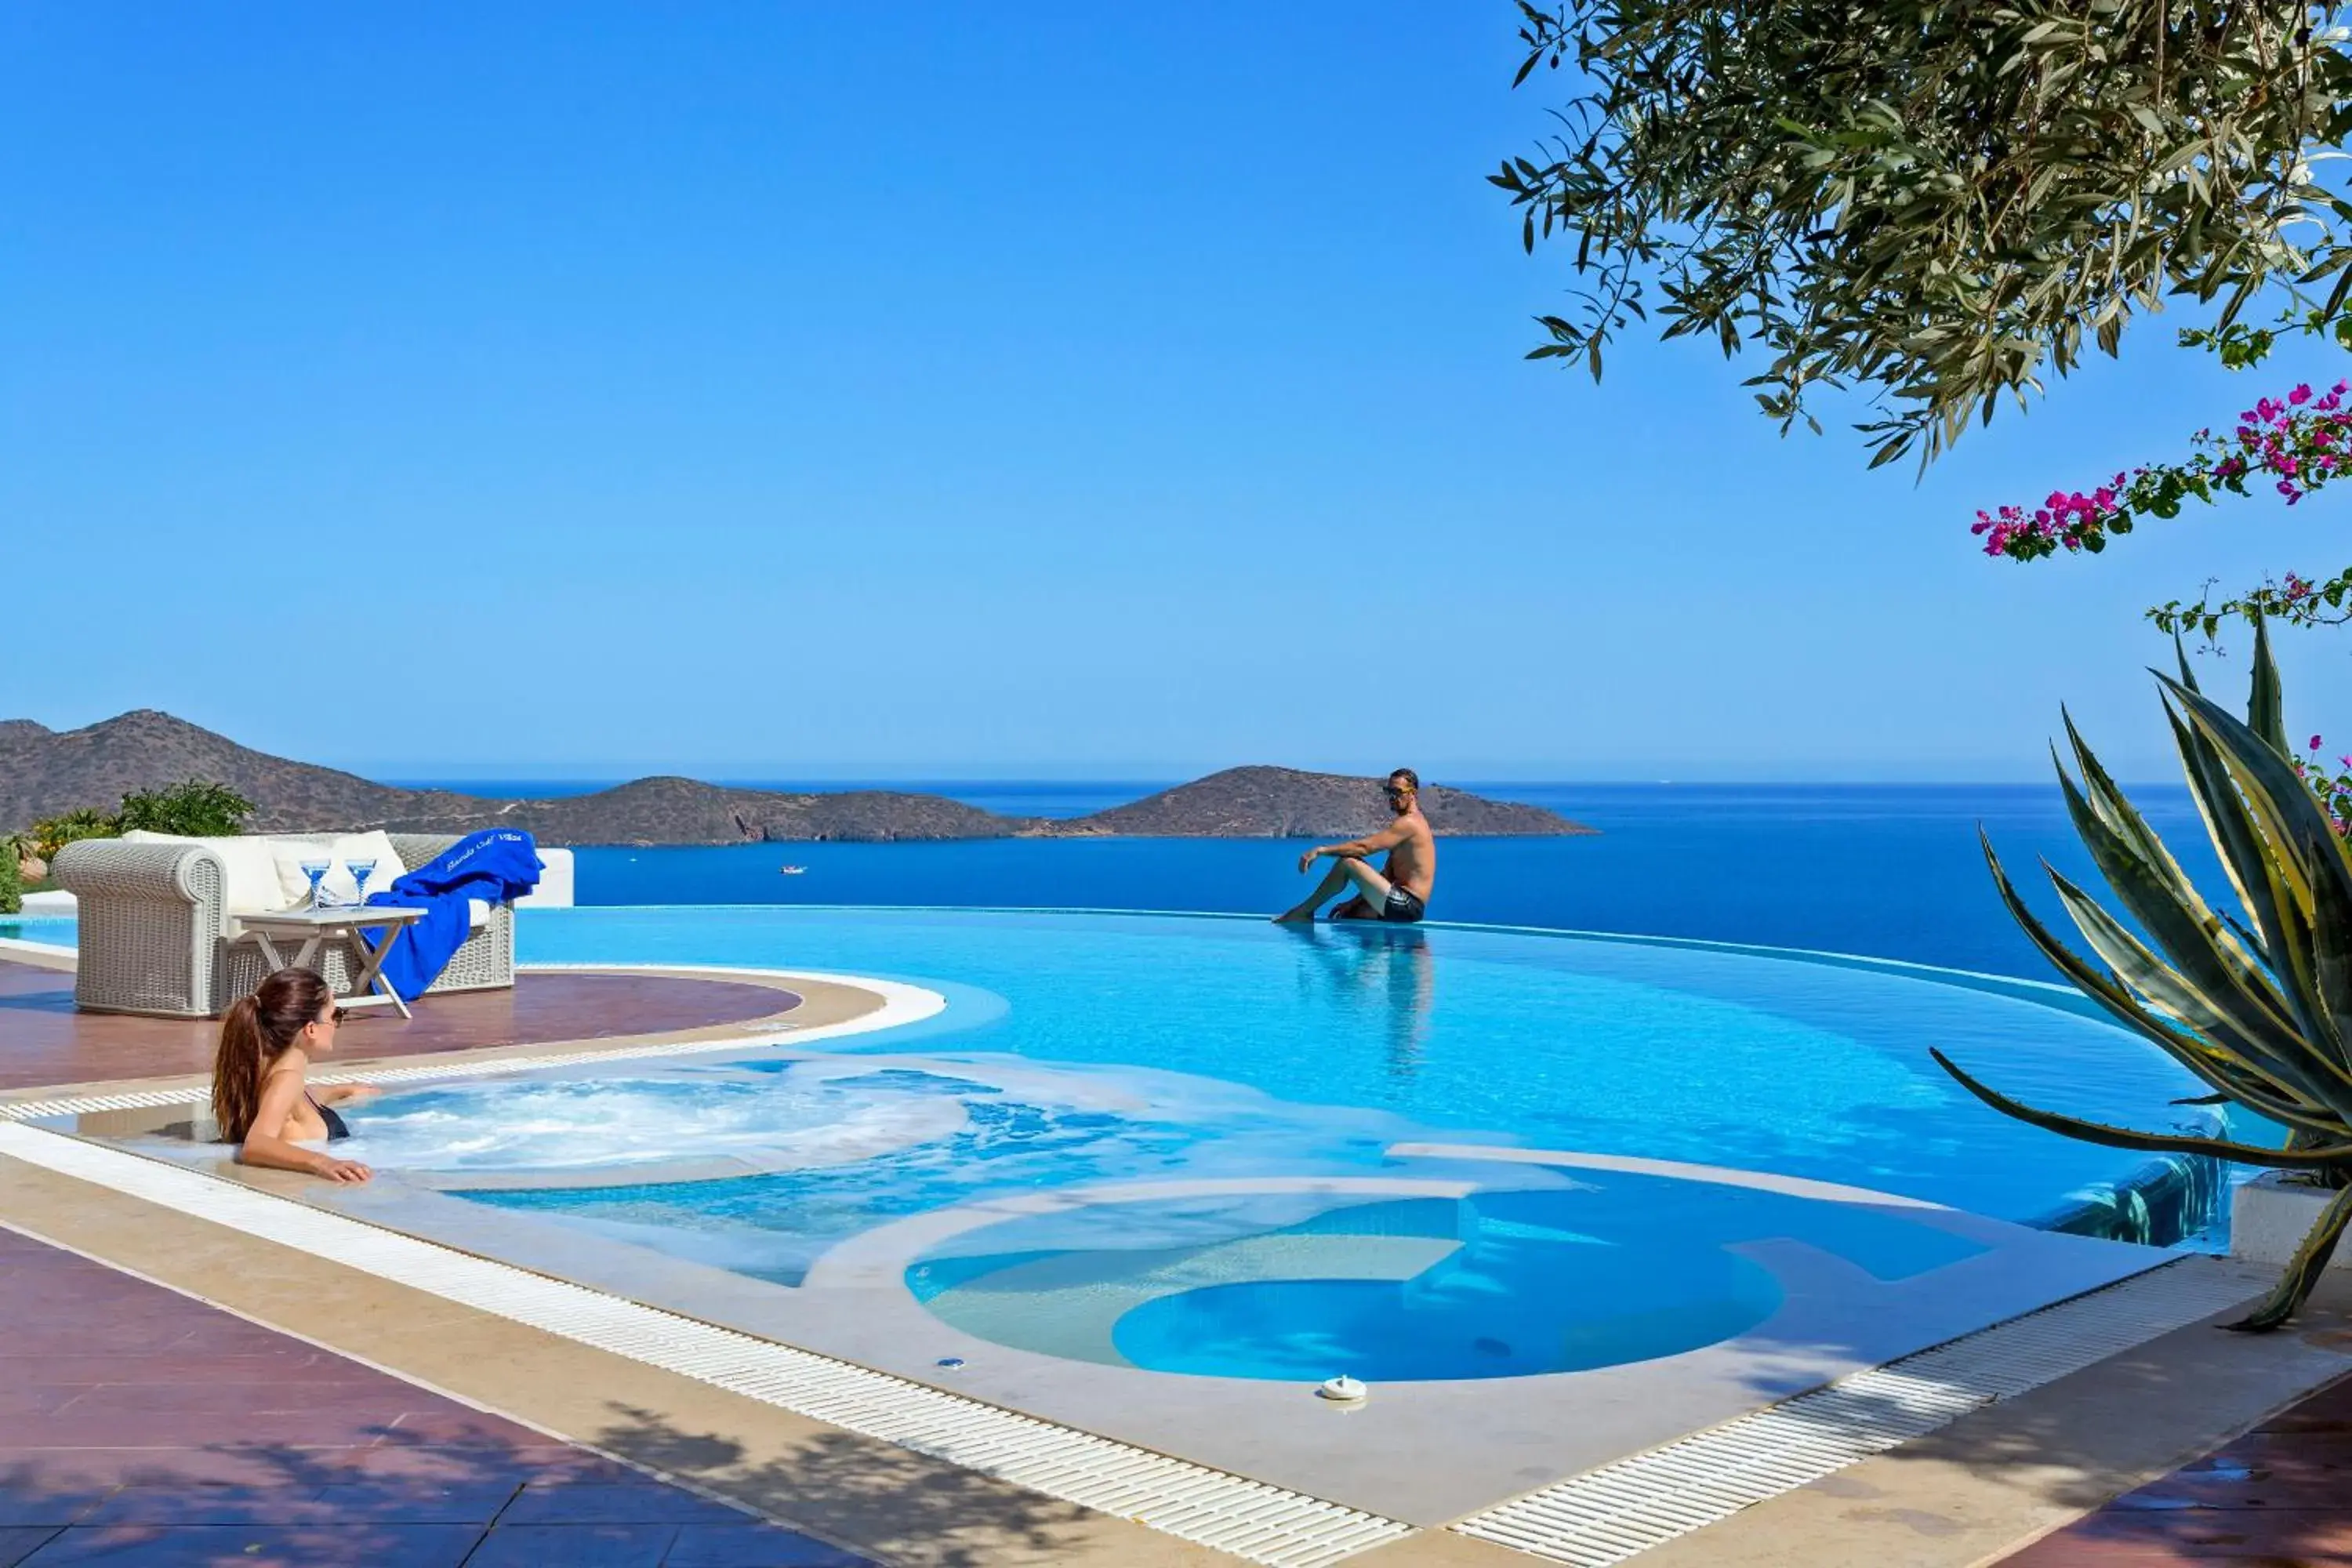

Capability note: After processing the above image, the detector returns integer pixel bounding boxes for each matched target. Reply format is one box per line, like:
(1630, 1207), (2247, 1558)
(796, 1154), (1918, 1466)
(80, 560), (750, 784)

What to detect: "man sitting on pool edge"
(1275, 768), (1436, 924)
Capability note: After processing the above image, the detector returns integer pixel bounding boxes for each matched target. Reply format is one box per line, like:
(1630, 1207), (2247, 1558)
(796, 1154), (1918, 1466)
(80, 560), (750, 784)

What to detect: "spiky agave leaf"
(2063, 710), (2235, 941)
(2159, 678), (2347, 925)
(2168, 629), (2286, 963)
(2228, 1183), (2352, 1331)
(2168, 701), (2290, 971)
(1929, 1050), (2352, 1169)
(2050, 764), (2321, 1093)
(2247, 614), (2289, 763)
(1983, 837), (2325, 1122)
(2043, 874), (2343, 1131)
(2161, 680), (2352, 1077)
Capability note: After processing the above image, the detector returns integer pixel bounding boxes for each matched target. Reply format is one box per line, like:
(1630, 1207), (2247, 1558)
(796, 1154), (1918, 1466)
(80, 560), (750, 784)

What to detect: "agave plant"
(1934, 617), (2352, 1330)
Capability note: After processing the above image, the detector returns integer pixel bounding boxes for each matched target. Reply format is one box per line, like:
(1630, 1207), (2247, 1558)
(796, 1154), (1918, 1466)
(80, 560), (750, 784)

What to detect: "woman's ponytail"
(212, 995), (265, 1142)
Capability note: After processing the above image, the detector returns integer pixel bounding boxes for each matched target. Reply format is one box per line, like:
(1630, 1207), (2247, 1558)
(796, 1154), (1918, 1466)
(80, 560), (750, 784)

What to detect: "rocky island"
(1029, 766), (1586, 839)
(0, 711), (1595, 844)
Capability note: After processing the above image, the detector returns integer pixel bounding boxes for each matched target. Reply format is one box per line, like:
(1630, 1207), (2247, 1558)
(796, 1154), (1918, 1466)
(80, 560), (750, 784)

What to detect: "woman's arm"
(314, 1083), (379, 1106)
(240, 1073), (372, 1183)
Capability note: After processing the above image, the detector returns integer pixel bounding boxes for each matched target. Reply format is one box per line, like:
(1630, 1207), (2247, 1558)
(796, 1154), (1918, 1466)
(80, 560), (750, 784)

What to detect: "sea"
(393, 779), (2220, 982)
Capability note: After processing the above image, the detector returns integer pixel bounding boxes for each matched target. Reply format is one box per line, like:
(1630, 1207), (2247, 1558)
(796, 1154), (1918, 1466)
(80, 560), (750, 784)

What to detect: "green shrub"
(29, 806), (121, 862)
(117, 778), (254, 837)
(0, 836), (19, 915)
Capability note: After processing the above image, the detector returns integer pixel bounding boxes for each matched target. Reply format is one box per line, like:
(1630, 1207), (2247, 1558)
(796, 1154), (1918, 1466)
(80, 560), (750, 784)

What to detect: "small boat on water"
(778, 865), (808, 875)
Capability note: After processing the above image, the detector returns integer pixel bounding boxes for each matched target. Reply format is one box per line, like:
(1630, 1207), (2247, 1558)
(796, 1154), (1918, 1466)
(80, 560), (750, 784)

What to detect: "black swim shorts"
(1381, 887), (1426, 924)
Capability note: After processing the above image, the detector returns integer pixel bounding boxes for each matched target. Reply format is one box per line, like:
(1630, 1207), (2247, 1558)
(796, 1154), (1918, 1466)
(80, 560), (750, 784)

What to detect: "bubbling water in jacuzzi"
(335, 1065), (971, 1172)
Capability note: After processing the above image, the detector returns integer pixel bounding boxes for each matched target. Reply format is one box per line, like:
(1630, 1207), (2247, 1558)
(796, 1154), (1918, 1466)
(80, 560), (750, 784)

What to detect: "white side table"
(232, 906), (429, 1018)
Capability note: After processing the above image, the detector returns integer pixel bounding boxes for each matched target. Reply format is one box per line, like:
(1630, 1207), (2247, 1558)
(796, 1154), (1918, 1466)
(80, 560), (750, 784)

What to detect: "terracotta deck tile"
(495, 1480), (754, 1526)
(457, 1522), (670, 1567)
(12, 1522), (485, 1565)
(1999, 1371), (2352, 1566)
(0, 1454), (323, 1492)
(0, 1495), (106, 1532)
(0, 1389), (88, 1421)
(0, 1355), (386, 1387)
(377, 1409), (565, 1446)
(0, 1229), (866, 1567)
(21, 1413), (433, 1450)
(665, 1522), (873, 1566)
(318, 1444), (645, 1485)
(460, 1519), (871, 1566)
(0, 962), (797, 1093)
(77, 1479), (522, 1527)
(2004, 1545), (2319, 1567)
(0, 1531), (60, 1568)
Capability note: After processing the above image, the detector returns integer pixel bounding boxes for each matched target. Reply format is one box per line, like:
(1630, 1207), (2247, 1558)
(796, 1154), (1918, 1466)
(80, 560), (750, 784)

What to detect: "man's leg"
(1291, 859), (1400, 922)
(1276, 860), (1356, 921)
(1334, 858), (1396, 913)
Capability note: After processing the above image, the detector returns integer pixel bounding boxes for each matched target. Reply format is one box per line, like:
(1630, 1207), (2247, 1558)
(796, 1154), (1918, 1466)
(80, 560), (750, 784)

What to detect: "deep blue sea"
(395, 780), (2217, 983)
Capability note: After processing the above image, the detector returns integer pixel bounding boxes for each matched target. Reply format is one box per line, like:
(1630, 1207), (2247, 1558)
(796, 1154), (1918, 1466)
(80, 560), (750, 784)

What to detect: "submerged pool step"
(0, 1120), (1412, 1568)
(1448, 1258), (2263, 1566)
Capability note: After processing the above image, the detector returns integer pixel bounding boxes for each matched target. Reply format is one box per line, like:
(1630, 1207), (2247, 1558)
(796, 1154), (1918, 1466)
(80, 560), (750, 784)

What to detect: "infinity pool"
(498, 907), (2213, 1221)
(68, 907), (2223, 1384)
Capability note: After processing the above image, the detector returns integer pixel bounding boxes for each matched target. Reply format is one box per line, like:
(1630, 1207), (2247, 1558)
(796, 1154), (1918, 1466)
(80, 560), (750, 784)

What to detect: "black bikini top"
(307, 1091), (351, 1142)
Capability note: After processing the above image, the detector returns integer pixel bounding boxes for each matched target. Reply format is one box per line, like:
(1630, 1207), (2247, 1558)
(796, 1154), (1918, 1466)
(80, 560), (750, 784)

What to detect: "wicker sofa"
(53, 833), (517, 1018)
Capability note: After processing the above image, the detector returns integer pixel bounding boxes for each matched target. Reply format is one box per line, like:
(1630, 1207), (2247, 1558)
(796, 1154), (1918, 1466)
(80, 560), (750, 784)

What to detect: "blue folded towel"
(363, 829), (543, 1001)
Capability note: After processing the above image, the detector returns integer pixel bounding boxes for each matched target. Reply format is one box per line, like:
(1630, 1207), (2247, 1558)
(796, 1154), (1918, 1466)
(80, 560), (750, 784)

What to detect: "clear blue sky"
(5, 3), (2347, 782)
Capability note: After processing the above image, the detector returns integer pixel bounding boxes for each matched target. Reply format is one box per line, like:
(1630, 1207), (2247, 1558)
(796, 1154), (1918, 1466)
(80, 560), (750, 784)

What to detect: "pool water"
(53, 906), (2229, 1380)
(908, 1176), (1987, 1381)
(506, 908), (2214, 1224)
(459, 1059), (1421, 1284)
(335, 1067), (970, 1174)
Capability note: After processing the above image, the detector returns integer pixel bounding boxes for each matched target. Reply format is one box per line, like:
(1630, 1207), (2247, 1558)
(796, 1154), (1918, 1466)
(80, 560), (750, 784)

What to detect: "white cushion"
(267, 837), (335, 908)
(267, 831), (409, 909)
(122, 830), (289, 914)
(468, 897), (492, 928)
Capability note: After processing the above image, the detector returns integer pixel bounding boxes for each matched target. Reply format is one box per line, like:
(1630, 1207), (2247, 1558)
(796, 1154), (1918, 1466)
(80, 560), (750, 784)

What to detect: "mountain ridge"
(0, 712), (1595, 844)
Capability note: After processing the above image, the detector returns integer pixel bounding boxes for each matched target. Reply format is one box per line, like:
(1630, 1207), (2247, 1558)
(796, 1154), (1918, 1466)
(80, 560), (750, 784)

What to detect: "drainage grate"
(0, 1122), (1411, 1567)
(1450, 1259), (2260, 1566)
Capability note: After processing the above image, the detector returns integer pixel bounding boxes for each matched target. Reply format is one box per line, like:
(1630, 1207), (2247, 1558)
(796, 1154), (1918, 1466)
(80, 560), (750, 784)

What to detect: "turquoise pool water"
(501, 907), (2212, 1224)
(908, 1177), (1988, 1381)
(39, 906), (2224, 1377)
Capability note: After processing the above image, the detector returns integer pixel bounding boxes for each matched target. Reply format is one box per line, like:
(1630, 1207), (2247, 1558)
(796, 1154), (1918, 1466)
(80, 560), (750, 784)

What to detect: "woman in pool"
(212, 967), (379, 1183)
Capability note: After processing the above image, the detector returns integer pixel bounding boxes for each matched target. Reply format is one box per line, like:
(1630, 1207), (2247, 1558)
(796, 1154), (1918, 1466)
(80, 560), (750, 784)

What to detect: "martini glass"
(347, 857), (378, 907)
(298, 856), (331, 910)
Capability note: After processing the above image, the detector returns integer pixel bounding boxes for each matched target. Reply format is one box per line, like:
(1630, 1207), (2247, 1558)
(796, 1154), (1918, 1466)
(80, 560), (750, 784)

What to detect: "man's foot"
(1272, 906), (1319, 923)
